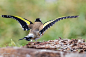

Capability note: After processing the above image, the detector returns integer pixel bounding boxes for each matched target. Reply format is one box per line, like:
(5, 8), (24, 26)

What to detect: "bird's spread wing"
(2, 15), (33, 31)
(39, 15), (78, 34)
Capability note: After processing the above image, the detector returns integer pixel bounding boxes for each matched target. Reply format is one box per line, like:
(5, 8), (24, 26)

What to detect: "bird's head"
(19, 33), (34, 41)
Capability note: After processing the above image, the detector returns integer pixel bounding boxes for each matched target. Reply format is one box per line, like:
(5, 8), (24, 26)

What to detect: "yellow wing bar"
(2, 15), (33, 31)
(43, 20), (54, 28)
(14, 16), (30, 25)
(40, 15), (78, 34)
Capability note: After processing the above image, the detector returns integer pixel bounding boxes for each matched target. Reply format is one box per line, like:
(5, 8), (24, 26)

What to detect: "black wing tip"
(67, 15), (79, 18)
(71, 15), (79, 17)
(1, 15), (5, 17)
(35, 18), (42, 22)
(1, 15), (11, 18)
(75, 15), (79, 17)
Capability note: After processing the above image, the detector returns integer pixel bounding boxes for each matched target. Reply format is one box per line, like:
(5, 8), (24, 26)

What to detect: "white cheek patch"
(27, 33), (34, 38)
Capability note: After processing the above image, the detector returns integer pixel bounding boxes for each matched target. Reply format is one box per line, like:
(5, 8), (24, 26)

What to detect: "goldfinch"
(1, 15), (78, 41)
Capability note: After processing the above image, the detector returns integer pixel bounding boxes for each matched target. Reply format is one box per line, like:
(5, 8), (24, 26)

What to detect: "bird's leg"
(35, 38), (40, 42)
(35, 39), (37, 42)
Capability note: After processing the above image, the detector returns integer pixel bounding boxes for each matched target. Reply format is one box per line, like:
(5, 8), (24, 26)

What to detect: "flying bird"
(1, 15), (78, 41)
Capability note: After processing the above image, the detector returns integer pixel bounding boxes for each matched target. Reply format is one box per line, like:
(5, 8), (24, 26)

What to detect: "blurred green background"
(0, 0), (86, 46)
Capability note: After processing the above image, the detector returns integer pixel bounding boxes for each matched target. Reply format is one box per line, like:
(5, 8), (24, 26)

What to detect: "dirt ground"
(0, 38), (86, 57)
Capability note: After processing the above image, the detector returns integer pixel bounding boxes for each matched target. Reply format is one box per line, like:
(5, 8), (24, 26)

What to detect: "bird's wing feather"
(39, 15), (78, 34)
(2, 15), (33, 31)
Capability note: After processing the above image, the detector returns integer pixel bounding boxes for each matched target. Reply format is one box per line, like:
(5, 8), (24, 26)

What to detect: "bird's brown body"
(28, 22), (43, 41)
(2, 15), (78, 41)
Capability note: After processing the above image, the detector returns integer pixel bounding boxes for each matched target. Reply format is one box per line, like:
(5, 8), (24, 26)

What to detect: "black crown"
(35, 18), (42, 22)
